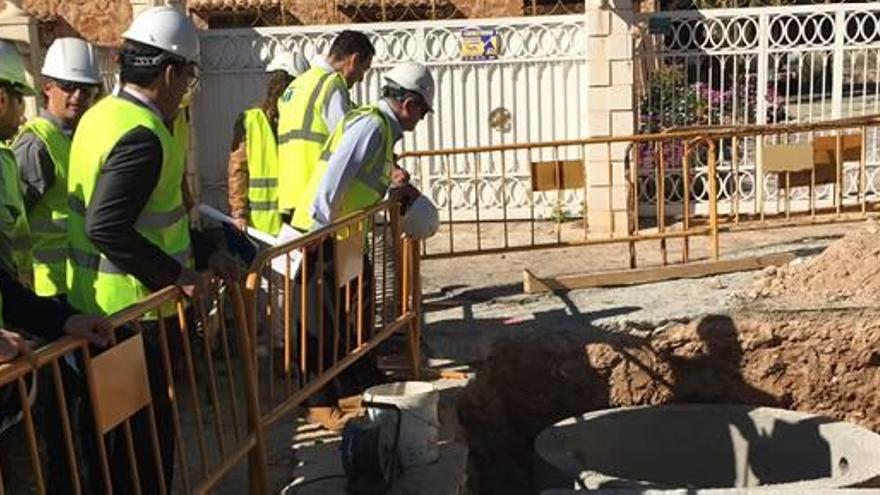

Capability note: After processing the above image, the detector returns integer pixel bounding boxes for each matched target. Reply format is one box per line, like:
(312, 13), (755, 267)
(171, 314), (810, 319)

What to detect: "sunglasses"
(55, 80), (100, 97)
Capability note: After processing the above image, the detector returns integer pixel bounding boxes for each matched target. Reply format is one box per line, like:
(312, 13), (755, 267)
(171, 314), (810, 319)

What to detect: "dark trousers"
(39, 316), (180, 495)
(302, 238), (384, 407)
(108, 318), (183, 494)
(41, 354), (102, 494)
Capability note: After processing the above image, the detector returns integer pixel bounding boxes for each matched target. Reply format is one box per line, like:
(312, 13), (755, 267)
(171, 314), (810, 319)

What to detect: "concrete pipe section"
(534, 404), (880, 493)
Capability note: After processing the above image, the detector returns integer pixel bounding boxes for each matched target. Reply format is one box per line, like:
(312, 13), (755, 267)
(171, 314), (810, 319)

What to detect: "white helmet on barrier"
(42, 37), (101, 85)
(0, 40), (35, 96)
(402, 195), (440, 240)
(122, 6), (199, 64)
(383, 62), (435, 112)
(266, 51), (310, 78)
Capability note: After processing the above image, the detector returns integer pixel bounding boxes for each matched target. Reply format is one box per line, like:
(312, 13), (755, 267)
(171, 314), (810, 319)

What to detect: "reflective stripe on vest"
(243, 108), (282, 235)
(15, 117), (72, 296)
(67, 95), (192, 318)
(0, 147), (33, 286)
(68, 196), (186, 230)
(277, 66), (349, 212)
(68, 246), (192, 274)
(291, 105), (394, 233)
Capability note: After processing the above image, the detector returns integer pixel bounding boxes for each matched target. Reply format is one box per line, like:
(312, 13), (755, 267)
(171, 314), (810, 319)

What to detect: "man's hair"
(119, 40), (187, 87)
(382, 85), (422, 106)
(262, 70), (293, 124)
(328, 31), (375, 62)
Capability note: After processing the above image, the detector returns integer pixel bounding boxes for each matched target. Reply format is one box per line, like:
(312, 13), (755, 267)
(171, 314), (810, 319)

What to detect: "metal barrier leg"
(406, 240), (422, 380)
(231, 284), (270, 494)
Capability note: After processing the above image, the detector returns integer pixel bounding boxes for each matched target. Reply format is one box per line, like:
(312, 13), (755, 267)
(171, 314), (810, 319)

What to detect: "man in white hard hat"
(0, 38), (112, 492)
(67, 6), (237, 492)
(228, 50), (310, 236)
(277, 30), (374, 220)
(14, 37), (102, 300)
(289, 61), (433, 431)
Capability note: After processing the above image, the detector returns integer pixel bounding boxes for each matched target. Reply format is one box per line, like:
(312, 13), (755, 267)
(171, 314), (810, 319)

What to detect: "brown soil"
(458, 310), (880, 494)
(748, 219), (880, 306)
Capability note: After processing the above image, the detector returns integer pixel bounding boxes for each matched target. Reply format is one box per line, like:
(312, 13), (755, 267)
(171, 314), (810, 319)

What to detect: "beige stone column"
(584, 0), (635, 236)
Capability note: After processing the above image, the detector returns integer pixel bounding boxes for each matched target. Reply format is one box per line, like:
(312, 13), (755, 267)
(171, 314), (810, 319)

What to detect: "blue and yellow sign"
(460, 28), (499, 61)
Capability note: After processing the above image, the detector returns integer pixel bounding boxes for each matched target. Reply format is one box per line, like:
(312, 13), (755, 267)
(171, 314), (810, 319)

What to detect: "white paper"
(197, 203), (304, 277)
(270, 225), (304, 278)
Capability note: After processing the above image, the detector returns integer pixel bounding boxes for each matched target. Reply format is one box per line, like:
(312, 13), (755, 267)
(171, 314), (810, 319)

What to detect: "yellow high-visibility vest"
(67, 95), (191, 317)
(277, 65), (348, 213)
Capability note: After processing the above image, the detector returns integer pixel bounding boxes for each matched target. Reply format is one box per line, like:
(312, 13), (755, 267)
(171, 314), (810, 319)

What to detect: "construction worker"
(66, 6), (237, 492)
(0, 42), (33, 287)
(13, 37), (102, 300)
(290, 62), (434, 430)
(229, 50), (310, 236)
(0, 39), (110, 492)
(277, 30), (374, 220)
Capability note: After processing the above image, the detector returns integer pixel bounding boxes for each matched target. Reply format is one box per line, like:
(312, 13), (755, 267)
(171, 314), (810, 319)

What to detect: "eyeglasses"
(55, 80), (100, 97)
(187, 72), (200, 92)
(180, 64), (200, 93)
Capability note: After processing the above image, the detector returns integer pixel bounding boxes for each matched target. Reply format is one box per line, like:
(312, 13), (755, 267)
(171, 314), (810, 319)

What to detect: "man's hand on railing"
(207, 251), (242, 287)
(388, 183), (422, 215)
(176, 266), (208, 299)
(0, 328), (28, 364)
(63, 315), (112, 347)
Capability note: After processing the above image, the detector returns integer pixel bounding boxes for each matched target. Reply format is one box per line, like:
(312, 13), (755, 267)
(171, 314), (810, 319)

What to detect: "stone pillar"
(585, 0), (635, 236)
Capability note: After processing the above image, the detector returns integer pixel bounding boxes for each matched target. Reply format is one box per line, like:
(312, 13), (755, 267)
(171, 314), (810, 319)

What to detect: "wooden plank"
(88, 333), (151, 434)
(762, 143), (814, 172)
(530, 160), (585, 192)
(813, 133), (862, 165)
(522, 253), (796, 293)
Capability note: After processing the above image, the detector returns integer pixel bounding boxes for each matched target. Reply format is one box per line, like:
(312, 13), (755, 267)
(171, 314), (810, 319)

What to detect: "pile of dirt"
(746, 220), (880, 305)
(458, 310), (880, 494)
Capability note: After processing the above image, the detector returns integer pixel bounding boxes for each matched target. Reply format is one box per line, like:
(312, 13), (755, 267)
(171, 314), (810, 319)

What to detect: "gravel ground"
(420, 224), (855, 366)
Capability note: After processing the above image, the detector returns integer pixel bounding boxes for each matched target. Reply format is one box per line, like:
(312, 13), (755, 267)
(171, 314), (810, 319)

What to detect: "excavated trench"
(456, 223), (880, 495)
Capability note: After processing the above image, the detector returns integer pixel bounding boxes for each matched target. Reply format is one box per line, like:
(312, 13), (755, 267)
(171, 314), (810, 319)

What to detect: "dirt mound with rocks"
(746, 220), (880, 305)
(458, 310), (880, 494)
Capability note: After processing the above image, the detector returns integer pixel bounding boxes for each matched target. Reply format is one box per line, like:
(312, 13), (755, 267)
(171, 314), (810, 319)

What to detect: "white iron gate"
(193, 15), (587, 221)
(636, 3), (880, 217)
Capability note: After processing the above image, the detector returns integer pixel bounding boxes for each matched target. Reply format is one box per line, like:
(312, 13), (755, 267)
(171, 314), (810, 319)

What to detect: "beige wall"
(585, 0), (635, 236)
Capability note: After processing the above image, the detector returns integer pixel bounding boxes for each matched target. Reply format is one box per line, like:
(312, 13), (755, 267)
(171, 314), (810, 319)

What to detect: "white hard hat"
(0, 40), (35, 96)
(41, 37), (101, 85)
(122, 6), (199, 64)
(383, 62), (435, 112)
(266, 51), (309, 78)
(402, 195), (440, 240)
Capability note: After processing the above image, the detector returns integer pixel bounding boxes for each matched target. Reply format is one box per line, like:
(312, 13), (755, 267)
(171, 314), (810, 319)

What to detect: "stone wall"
(585, 0), (635, 236)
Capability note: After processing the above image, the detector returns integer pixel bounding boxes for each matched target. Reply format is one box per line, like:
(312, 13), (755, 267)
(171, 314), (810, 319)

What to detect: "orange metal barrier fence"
(399, 114), (880, 267)
(241, 199), (421, 428)
(0, 198), (421, 494)
(0, 280), (265, 494)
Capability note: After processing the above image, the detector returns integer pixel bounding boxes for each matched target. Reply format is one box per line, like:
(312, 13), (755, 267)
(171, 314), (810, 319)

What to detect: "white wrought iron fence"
(192, 15), (587, 221)
(636, 3), (880, 217)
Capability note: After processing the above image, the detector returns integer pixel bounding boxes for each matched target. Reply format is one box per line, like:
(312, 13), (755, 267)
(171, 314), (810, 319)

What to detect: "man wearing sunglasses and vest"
(14, 37), (102, 301)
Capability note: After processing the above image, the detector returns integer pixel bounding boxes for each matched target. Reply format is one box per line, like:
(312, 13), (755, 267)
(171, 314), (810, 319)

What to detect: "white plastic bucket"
(364, 381), (440, 467)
